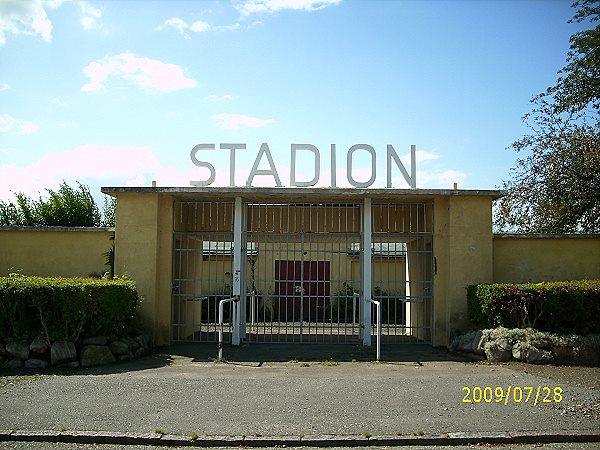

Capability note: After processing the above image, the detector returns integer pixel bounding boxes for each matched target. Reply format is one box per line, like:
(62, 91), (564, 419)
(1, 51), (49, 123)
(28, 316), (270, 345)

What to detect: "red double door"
(274, 260), (331, 321)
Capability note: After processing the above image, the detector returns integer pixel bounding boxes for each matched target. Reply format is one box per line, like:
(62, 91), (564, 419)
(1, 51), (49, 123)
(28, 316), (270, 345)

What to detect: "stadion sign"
(190, 143), (416, 188)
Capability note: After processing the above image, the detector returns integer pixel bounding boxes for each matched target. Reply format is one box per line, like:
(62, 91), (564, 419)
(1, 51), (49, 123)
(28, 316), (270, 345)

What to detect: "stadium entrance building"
(101, 187), (502, 348)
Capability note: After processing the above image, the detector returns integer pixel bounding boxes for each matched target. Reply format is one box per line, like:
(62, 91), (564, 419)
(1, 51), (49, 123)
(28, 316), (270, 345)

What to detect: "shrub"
(467, 280), (600, 335)
(0, 276), (139, 343)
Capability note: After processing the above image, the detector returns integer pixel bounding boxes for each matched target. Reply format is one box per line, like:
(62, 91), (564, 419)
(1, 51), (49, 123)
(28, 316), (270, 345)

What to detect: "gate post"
(232, 196), (245, 345)
(361, 198), (372, 346)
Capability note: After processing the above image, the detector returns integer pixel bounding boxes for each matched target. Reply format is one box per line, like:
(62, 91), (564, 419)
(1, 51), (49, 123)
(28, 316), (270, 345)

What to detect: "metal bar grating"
(171, 200), (434, 345)
(371, 203), (434, 344)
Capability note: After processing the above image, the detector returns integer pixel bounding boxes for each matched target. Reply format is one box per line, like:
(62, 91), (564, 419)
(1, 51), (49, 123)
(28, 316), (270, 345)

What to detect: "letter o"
(347, 144), (376, 188)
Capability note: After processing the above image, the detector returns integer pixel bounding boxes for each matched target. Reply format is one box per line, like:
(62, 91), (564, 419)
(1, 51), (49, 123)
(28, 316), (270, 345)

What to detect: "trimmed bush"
(467, 280), (600, 335)
(0, 276), (139, 343)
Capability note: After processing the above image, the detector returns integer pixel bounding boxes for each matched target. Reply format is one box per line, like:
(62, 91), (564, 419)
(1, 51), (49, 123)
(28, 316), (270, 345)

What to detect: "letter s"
(190, 144), (216, 186)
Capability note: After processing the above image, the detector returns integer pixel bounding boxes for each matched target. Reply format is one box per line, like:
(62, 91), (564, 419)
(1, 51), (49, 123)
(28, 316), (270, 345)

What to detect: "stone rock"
(0, 343), (8, 356)
(82, 335), (107, 346)
(25, 358), (49, 369)
(118, 351), (134, 361)
(51, 341), (77, 365)
(470, 330), (483, 351)
(121, 337), (140, 351)
(512, 342), (530, 362)
(526, 346), (553, 364)
(563, 337), (582, 347)
(134, 347), (147, 358)
(530, 337), (553, 350)
(484, 342), (512, 362)
(30, 335), (49, 354)
(6, 342), (30, 360)
(109, 340), (130, 355)
(135, 334), (152, 350)
(450, 330), (478, 353)
(553, 344), (576, 364)
(576, 345), (600, 367)
(80, 345), (116, 367)
(4, 358), (24, 369)
(496, 338), (512, 351)
(474, 333), (487, 356)
(60, 361), (80, 368)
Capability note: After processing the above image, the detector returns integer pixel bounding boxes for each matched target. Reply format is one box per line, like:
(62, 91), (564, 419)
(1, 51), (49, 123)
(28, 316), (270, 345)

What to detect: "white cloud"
(0, 144), (201, 201)
(0, 114), (39, 135)
(157, 17), (211, 38)
(81, 52), (197, 92)
(206, 94), (236, 102)
(79, 1), (102, 30)
(0, 84), (9, 92)
(18, 122), (40, 135)
(213, 23), (241, 31)
(0, 0), (65, 46)
(189, 20), (211, 32)
(157, 17), (260, 37)
(212, 113), (275, 129)
(415, 169), (468, 189)
(234, 0), (342, 16)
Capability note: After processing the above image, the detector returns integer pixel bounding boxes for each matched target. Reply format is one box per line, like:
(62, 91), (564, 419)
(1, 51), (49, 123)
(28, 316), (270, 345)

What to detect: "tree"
(495, 1), (600, 233)
(101, 196), (116, 227)
(0, 181), (116, 228)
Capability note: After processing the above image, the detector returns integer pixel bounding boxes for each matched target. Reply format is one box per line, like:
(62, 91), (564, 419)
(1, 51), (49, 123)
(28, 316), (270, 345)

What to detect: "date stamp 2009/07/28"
(462, 386), (563, 406)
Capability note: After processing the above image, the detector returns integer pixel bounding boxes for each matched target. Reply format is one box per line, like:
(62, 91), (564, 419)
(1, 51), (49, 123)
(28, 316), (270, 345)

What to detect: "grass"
(154, 429), (164, 435)
(413, 430), (425, 436)
(362, 432), (372, 438)
(58, 426), (67, 433)
(288, 358), (299, 363)
(300, 363), (310, 367)
(321, 358), (339, 366)
(212, 358), (227, 364)
(190, 432), (198, 441)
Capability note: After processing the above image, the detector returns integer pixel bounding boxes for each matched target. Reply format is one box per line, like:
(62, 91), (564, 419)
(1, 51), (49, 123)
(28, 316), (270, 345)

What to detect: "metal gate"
(172, 201), (235, 342)
(171, 200), (433, 345)
(371, 203), (433, 343)
(244, 203), (362, 343)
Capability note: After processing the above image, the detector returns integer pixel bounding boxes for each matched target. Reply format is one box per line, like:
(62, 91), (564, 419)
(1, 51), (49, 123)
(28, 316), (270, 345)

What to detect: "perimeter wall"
(0, 227), (114, 277)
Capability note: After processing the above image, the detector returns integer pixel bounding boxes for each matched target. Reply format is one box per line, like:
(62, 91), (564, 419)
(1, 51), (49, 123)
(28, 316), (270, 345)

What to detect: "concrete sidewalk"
(0, 343), (598, 446)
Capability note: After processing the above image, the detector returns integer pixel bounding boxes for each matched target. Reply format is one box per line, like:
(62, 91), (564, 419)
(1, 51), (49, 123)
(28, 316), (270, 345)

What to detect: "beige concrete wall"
(0, 227), (114, 277)
(113, 193), (173, 344)
(433, 196), (494, 346)
(493, 235), (600, 283)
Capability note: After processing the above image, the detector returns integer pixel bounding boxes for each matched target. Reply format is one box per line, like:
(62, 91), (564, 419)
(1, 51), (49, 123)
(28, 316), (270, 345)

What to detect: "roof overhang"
(101, 186), (504, 202)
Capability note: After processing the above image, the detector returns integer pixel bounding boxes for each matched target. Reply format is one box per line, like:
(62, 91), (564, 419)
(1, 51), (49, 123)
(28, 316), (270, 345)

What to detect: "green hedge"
(0, 276), (139, 343)
(467, 280), (600, 335)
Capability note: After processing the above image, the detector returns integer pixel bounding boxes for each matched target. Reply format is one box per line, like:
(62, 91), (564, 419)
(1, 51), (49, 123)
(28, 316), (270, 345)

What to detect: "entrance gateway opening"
(172, 200), (433, 346)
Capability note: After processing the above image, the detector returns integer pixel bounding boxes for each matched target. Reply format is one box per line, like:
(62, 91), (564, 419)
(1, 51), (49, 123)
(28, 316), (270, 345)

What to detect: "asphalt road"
(0, 343), (598, 441)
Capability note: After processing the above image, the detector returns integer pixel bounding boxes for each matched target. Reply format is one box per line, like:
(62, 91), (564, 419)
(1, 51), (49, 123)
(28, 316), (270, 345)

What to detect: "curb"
(0, 429), (599, 447)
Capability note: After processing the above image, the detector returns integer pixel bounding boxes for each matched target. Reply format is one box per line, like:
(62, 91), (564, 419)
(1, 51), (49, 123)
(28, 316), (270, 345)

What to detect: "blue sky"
(0, 0), (583, 202)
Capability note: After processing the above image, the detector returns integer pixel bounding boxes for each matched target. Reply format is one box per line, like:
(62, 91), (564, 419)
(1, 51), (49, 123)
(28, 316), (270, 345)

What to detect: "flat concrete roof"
(101, 186), (504, 202)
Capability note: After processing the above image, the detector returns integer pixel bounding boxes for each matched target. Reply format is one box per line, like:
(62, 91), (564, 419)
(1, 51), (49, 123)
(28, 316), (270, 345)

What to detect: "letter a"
(246, 143), (282, 187)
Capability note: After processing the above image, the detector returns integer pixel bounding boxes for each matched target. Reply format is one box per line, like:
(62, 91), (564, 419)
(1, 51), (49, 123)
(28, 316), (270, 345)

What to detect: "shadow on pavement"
(158, 342), (475, 365)
(0, 343), (477, 377)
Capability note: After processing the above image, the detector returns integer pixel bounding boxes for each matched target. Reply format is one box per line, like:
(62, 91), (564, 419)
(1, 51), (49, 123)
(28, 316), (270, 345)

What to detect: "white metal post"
(232, 197), (243, 345)
(218, 297), (237, 361)
(361, 198), (372, 346)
